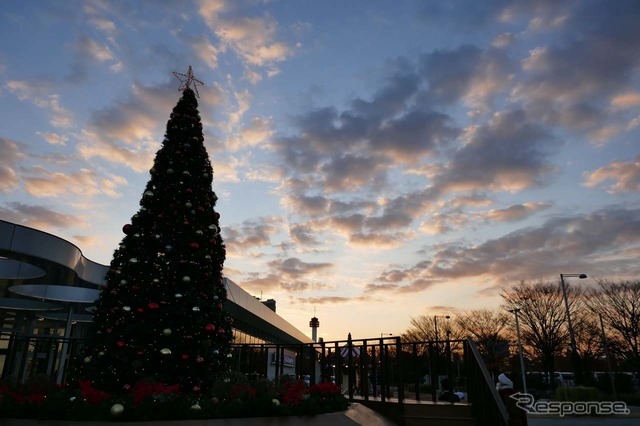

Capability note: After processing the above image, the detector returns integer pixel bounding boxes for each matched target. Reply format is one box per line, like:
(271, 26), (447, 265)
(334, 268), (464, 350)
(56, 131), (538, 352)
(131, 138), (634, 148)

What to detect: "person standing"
(497, 373), (528, 426)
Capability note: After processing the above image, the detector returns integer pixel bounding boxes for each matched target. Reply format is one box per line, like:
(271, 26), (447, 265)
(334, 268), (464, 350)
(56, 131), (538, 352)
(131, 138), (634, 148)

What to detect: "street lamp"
(509, 308), (528, 394)
(434, 315), (450, 344)
(560, 273), (587, 385)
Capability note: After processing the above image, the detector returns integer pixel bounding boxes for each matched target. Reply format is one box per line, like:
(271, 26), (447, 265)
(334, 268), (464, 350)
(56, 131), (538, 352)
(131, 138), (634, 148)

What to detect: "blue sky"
(1, 0), (639, 341)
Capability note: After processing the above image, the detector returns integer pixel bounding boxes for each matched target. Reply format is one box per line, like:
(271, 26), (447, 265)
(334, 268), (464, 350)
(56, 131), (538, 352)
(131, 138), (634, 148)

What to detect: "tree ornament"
(182, 354), (189, 360)
(205, 324), (215, 332)
(110, 404), (125, 417)
(144, 191), (154, 197)
(122, 224), (133, 234)
(117, 341), (125, 347)
(182, 276), (191, 283)
(122, 306), (131, 311)
(192, 306), (200, 312)
(190, 242), (199, 249)
(148, 302), (160, 309)
(129, 258), (138, 263)
(190, 403), (202, 411)
(163, 328), (172, 336)
(167, 168), (174, 174)
(84, 356), (92, 363)
(185, 202), (192, 208)
(209, 224), (219, 234)
(175, 293), (183, 298)
(160, 348), (172, 356)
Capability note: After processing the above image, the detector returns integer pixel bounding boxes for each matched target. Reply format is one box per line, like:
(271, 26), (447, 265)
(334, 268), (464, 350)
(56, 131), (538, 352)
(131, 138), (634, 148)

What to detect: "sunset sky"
(1, 0), (639, 341)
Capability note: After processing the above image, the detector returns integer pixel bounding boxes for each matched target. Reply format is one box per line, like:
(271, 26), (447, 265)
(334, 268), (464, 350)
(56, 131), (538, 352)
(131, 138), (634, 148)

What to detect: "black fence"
(0, 333), (507, 425)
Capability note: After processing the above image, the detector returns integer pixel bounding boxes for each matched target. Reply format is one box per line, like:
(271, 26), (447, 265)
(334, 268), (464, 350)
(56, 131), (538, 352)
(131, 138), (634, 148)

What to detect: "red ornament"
(214, 212), (220, 219)
(122, 224), (133, 234)
(186, 188), (193, 193)
(137, 308), (144, 313)
(193, 386), (201, 392)
(190, 242), (199, 249)
(205, 324), (215, 332)
(182, 354), (189, 360)
(117, 341), (125, 347)
(148, 302), (160, 309)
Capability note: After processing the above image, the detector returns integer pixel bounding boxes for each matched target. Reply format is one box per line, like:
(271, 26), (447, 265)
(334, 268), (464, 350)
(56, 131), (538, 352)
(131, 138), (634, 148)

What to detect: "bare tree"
(501, 280), (579, 387)
(456, 309), (511, 374)
(572, 310), (606, 374)
(585, 280), (640, 377)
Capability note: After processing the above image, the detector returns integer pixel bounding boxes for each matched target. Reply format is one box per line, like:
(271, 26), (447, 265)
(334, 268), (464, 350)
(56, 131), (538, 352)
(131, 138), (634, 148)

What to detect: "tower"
(309, 316), (319, 342)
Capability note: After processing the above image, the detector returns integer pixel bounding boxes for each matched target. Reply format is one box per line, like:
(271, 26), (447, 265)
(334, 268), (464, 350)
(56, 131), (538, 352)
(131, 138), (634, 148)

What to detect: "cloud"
(267, 257), (332, 279)
(222, 216), (283, 255)
(296, 296), (365, 305)
(583, 156), (640, 193)
(77, 82), (188, 172)
(610, 92), (640, 110)
(197, 0), (292, 77)
(289, 223), (321, 246)
(6, 82), (73, 128)
(0, 202), (86, 230)
(36, 131), (68, 145)
(509, 1), (640, 141)
(233, 257), (333, 294)
(480, 202), (552, 222)
(368, 206), (640, 294)
(22, 166), (127, 199)
(0, 137), (25, 194)
(240, 116), (274, 147)
(431, 109), (557, 194)
(76, 36), (115, 63)
(419, 44), (513, 111)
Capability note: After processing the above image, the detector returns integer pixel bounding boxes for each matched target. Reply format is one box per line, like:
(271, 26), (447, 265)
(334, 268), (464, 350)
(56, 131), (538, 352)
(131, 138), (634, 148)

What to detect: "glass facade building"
(0, 219), (312, 383)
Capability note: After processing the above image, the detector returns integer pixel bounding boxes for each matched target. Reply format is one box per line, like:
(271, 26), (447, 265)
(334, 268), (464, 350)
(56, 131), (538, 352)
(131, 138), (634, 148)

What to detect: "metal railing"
(0, 332), (506, 424)
(465, 337), (508, 426)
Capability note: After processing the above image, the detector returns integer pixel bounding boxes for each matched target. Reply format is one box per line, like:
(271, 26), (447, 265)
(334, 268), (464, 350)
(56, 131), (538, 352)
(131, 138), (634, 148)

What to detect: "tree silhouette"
(75, 85), (232, 392)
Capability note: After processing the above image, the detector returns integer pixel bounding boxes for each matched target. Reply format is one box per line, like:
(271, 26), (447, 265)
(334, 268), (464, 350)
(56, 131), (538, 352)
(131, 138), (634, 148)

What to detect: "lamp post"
(434, 315), (450, 344)
(599, 313), (617, 400)
(509, 308), (528, 394)
(560, 273), (587, 385)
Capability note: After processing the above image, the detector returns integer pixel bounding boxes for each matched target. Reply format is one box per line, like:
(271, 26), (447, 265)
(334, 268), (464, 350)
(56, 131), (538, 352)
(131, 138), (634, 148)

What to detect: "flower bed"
(0, 373), (348, 422)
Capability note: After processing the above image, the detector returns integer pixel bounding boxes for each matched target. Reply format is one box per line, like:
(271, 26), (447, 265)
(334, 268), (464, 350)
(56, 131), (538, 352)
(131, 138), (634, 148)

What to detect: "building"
(0, 219), (312, 384)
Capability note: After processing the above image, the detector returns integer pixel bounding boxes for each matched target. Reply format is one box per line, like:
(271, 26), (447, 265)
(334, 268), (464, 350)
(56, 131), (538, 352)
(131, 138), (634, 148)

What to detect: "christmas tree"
(76, 68), (232, 392)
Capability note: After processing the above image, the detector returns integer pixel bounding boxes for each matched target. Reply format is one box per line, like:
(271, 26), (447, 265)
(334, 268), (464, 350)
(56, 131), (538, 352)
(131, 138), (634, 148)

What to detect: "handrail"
(465, 337), (508, 426)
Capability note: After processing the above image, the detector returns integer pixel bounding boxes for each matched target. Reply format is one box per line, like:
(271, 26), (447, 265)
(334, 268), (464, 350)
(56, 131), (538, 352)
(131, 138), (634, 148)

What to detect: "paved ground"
(529, 418), (639, 426)
(528, 406), (640, 426)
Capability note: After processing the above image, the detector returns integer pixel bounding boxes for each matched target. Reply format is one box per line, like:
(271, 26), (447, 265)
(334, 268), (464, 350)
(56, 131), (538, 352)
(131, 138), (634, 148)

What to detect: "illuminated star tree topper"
(173, 65), (204, 97)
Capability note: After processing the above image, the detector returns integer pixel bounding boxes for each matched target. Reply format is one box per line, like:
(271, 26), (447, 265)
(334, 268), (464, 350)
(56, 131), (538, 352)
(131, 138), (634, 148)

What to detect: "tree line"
(400, 279), (640, 390)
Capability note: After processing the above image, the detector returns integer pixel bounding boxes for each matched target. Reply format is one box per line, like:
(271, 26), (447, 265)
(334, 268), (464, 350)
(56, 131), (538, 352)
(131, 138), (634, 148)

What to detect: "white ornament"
(110, 404), (125, 417)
